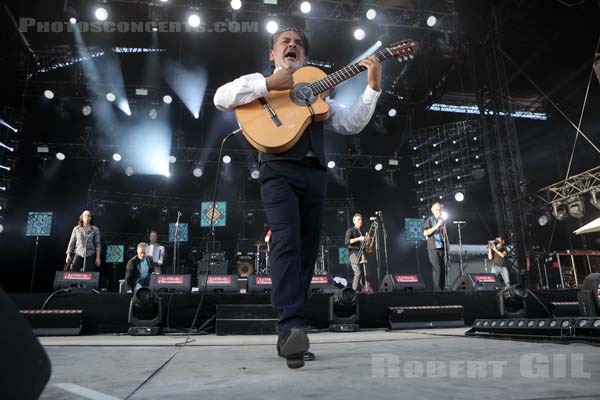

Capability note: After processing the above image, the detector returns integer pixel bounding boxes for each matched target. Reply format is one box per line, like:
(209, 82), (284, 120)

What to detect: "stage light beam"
(188, 14), (201, 28)
(231, 0), (242, 10)
(44, 90), (54, 99)
(427, 15), (437, 27)
(300, 2), (311, 13)
(266, 20), (279, 34)
(366, 9), (377, 20)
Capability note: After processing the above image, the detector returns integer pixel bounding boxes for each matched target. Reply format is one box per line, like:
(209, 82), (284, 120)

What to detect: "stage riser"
(9, 290), (580, 335)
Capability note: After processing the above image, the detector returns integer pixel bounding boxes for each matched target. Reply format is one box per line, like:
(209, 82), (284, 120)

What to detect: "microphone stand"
(440, 220), (450, 289)
(377, 211), (390, 278)
(207, 128), (242, 261)
(173, 211), (181, 275)
(454, 221), (466, 276)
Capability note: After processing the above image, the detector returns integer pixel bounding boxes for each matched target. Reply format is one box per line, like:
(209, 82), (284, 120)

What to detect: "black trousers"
(72, 253), (96, 272)
(259, 160), (327, 335)
(427, 248), (446, 291)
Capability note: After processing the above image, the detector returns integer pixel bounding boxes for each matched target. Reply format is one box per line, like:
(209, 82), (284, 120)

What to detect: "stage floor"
(39, 329), (600, 400)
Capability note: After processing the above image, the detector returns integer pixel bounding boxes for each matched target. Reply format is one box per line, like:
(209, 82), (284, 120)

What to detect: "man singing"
(488, 236), (509, 287)
(423, 202), (447, 291)
(214, 27), (381, 368)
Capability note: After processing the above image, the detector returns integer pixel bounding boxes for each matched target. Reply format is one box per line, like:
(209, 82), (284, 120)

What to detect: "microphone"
(369, 216), (377, 221)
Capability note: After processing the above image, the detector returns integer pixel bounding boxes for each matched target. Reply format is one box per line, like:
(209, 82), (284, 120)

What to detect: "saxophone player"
(344, 213), (370, 291)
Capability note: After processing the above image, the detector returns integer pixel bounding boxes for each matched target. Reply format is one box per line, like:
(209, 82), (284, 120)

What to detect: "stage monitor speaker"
(0, 287), (51, 399)
(309, 274), (337, 293)
(453, 273), (501, 290)
(149, 274), (191, 293)
(379, 274), (426, 292)
(388, 305), (465, 329)
(247, 275), (272, 293)
(53, 271), (99, 291)
(198, 260), (229, 276)
(197, 275), (240, 293)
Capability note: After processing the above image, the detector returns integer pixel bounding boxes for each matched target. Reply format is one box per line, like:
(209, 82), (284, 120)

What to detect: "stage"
(37, 329), (600, 400)
(11, 289), (578, 334)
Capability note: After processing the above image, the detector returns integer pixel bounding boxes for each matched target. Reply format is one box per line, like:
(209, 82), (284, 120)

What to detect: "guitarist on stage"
(214, 27), (382, 369)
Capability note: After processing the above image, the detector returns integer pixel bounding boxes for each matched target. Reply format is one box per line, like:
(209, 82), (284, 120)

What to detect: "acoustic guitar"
(234, 39), (419, 154)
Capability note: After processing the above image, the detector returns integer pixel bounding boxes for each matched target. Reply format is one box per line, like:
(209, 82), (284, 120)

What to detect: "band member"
(147, 230), (165, 270)
(214, 26), (381, 368)
(488, 236), (509, 287)
(124, 242), (161, 293)
(344, 213), (369, 291)
(423, 202), (447, 291)
(65, 210), (101, 272)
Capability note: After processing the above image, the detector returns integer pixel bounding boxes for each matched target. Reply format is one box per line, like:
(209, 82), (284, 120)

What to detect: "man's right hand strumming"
(266, 67), (294, 91)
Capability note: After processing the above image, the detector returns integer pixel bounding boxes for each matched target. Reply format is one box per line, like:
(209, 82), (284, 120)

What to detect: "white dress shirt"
(213, 72), (381, 135)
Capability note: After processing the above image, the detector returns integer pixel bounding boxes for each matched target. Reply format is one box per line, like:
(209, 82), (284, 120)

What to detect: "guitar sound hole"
(290, 83), (317, 106)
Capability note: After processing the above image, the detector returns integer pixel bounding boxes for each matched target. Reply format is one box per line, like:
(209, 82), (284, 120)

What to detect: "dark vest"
(259, 122), (326, 169)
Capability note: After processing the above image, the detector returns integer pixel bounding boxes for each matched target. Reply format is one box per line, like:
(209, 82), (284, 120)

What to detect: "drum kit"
(235, 240), (329, 276)
(235, 241), (270, 276)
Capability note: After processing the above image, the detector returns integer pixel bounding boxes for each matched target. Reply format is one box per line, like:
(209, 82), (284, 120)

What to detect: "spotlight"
(69, 17), (77, 24)
(353, 28), (366, 41)
(128, 287), (162, 335)
(125, 166), (134, 176)
(222, 155), (231, 164)
(44, 90), (54, 99)
(192, 167), (203, 177)
(537, 212), (550, 226)
(266, 20), (278, 34)
(162, 95), (173, 104)
(497, 284), (528, 318)
(93, 202), (105, 217)
(329, 288), (360, 332)
(366, 9), (377, 20)
(149, 108), (158, 119)
(426, 15), (437, 27)
(82, 105), (92, 116)
(95, 7), (108, 21)
(568, 198), (585, 219)
(160, 207), (169, 222)
(188, 13), (201, 28)
(129, 205), (141, 220)
(327, 161), (336, 169)
(590, 190), (600, 210)
(230, 0), (242, 10)
(56, 152), (65, 161)
(388, 108), (397, 117)
(106, 92), (116, 102)
(245, 211), (256, 224)
(112, 153), (122, 162)
(300, 1), (311, 13)
(129, 205), (140, 219)
(454, 191), (465, 202)
(190, 210), (201, 225)
(374, 163), (383, 171)
(552, 202), (568, 221)
(169, 156), (177, 164)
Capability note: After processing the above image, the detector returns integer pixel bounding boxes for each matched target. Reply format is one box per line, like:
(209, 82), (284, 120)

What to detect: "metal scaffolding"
(467, 8), (528, 270)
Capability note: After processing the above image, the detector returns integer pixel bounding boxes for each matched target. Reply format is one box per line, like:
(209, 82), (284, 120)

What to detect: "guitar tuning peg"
(403, 55), (409, 60)
(397, 57), (403, 63)
(409, 54), (414, 59)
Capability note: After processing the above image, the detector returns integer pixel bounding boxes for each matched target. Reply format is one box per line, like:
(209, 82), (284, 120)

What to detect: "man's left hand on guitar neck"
(359, 55), (382, 92)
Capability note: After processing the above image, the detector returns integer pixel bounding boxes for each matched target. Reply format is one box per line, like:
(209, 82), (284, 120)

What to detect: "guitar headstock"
(387, 40), (419, 60)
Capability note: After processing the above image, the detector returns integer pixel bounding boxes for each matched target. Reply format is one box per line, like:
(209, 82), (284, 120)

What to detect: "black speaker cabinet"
(379, 274), (426, 292)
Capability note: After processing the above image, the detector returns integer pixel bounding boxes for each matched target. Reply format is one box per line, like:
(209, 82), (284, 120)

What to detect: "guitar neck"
(309, 47), (394, 94)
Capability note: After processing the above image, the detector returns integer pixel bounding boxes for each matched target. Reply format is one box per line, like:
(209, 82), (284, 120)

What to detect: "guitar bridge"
(258, 98), (282, 127)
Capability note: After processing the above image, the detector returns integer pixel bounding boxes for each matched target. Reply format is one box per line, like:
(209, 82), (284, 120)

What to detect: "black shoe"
(277, 328), (310, 369)
(277, 348), (316, 362)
